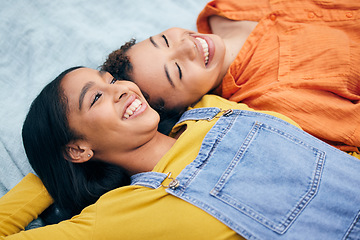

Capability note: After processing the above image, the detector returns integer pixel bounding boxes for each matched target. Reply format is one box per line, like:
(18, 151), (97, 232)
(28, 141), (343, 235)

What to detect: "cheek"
(163, 89), (199, 110)
(133, 71), (169, 103)
(186, 68), (216, 93)
(81, 108), (118, 134)
(124, 106), (159, 132)
(142, 108), (161, 128)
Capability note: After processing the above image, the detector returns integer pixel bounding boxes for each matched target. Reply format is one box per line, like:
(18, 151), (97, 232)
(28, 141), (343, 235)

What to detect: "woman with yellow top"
(0, 67), (359, 239)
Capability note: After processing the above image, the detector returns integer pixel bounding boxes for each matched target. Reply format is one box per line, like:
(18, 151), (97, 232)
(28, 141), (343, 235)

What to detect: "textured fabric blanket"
(0, 0), (208, 198)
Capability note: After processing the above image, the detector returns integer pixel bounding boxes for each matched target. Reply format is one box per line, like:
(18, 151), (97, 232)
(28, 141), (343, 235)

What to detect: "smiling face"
(127, 27), (226, 111)
(61, 68), (160, 169)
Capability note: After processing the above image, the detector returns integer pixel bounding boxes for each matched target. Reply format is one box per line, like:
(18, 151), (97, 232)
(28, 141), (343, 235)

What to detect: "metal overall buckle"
(161, 172), (180, 190)
(206, 109), (233, 121)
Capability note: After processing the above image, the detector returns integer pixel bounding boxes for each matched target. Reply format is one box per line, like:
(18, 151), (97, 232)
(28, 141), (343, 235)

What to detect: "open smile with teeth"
(195, 37), (209, 65)
(123, 99), (142, 119)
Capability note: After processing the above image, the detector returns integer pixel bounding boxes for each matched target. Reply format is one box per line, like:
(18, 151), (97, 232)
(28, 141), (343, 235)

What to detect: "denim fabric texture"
(131, 107), (360, 240)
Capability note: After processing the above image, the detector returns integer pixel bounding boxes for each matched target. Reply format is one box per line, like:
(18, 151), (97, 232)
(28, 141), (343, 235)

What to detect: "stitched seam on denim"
(280, 150), (325, 233)
(209, 121), (326, 234)
(130, 173), (167, 189)
(175, 113), (239, 196)
(210, 121), (261, 194)
(176, 108), (221, 124)
(210, 122), (282, 232)
(131, 181), (159, 189)
(343, 210), (360, 240)
(260, 120), (327, 231)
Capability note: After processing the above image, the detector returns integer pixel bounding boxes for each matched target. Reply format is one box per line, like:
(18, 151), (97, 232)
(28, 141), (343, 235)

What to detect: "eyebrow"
(149, 36), (159, 48)
(164, 65), (175, 88)
(78, 71), (107, 110)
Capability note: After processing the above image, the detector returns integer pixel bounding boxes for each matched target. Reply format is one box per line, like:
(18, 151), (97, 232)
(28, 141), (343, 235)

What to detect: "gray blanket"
(0, 0), (208, 197)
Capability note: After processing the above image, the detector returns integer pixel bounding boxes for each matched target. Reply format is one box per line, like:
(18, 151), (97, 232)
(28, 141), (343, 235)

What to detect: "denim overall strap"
(176, 107), (222, 123)
(130, 172), (168, 189)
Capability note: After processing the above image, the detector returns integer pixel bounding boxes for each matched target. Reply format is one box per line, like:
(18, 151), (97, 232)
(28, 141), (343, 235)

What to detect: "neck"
(101, 132), (176, 176)
(210, 16), (258, 84)
(127, 132), (176, 175)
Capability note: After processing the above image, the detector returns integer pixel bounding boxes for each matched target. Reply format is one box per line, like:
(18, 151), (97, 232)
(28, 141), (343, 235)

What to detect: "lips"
(123, 98), (143, 119)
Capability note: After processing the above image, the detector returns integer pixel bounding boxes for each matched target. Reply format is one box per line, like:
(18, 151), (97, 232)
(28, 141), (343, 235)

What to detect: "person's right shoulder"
(195, 95), (302, 128)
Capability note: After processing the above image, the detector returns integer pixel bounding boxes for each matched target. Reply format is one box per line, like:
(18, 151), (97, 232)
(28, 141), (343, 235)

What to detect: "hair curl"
(101, 39), (136, 82)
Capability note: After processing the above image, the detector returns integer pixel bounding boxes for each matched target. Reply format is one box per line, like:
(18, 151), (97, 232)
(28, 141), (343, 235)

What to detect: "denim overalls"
(131, 108), (360, 239)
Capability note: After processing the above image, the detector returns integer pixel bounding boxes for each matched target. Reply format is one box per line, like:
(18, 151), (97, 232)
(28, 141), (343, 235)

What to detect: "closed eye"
(162, 35), (169, 47)
(176, 62), (182, 80)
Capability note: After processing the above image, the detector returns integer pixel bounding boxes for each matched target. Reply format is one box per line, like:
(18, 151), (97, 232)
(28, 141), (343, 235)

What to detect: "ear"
(64, 141), (93, 163)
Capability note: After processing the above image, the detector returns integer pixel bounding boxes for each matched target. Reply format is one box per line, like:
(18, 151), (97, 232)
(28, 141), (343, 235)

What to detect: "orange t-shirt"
(197, 0), (360, 153)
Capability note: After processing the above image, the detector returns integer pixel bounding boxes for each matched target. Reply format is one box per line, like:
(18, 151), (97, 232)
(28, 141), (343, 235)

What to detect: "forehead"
(61, 68), (106, 92)
(128, 41), (168, 86)
(61, 68), (103, 108)
(128, 39), (159, 73)
(63, 68), (103, 84)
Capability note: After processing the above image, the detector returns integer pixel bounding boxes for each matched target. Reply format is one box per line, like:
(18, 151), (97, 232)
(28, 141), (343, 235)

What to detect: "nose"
(111, 81), (130, 103)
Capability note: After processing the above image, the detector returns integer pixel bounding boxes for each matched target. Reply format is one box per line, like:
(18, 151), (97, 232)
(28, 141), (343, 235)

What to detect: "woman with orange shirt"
(102, 0), (360, 155)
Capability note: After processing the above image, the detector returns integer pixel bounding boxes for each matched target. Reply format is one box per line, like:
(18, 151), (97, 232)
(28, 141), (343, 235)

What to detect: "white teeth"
(126, 109), (134, 115)
(123, 99), (142, 119)
(195, 37), (209, 65)
(129, 105), (136, 111)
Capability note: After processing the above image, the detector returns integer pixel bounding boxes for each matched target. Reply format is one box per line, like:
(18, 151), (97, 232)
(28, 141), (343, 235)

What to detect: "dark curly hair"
(101, 39), (136, 83)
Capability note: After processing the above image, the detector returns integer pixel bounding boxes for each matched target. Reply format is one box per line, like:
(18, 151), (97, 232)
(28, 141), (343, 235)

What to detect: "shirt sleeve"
(0, 173), (96, 240)
(0, 173), (53, 237)
(197, 0), (271, 33)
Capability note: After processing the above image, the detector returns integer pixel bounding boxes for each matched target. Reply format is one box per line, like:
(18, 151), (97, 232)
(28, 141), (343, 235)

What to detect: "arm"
(0, 174), (53, 237)
(0, 174), (96, 239)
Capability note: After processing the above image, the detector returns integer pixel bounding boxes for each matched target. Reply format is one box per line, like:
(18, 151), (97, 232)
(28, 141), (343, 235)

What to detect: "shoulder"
(193, 94), (253, 110)
(193, 95), (301, 128)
